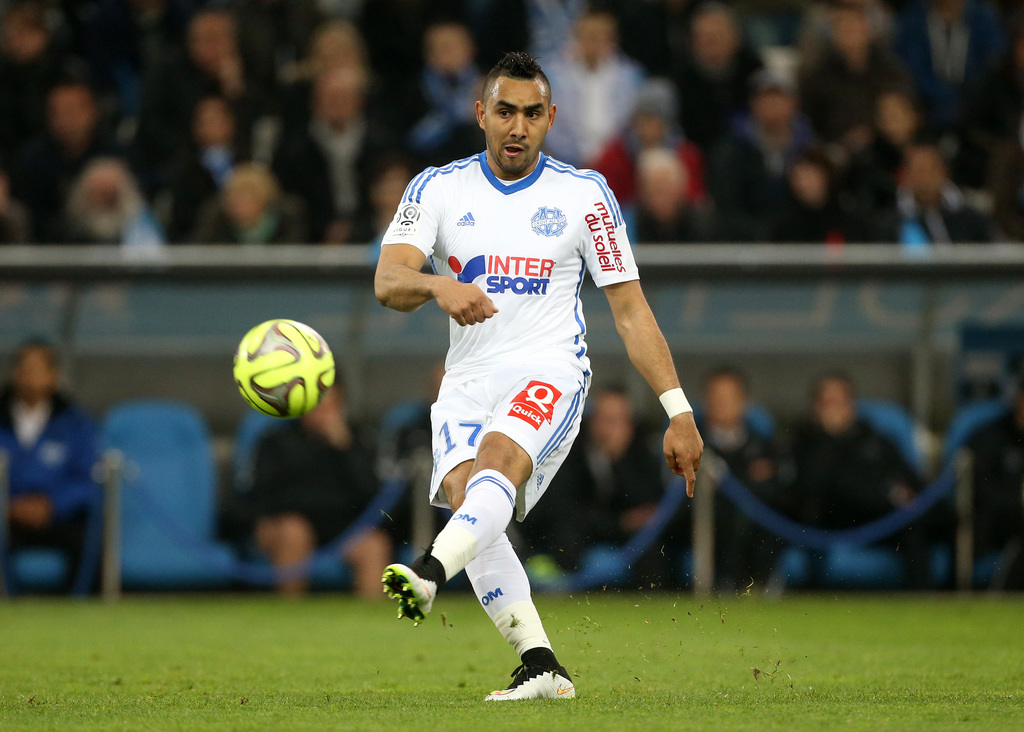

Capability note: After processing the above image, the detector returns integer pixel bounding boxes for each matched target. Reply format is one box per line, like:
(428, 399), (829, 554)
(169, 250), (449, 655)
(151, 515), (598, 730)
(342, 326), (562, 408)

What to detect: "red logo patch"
(508, 381), (562, 430)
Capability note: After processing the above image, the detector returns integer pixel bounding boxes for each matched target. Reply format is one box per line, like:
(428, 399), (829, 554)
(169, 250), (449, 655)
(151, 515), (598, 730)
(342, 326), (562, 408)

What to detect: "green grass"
(0, 592), (1021, 731)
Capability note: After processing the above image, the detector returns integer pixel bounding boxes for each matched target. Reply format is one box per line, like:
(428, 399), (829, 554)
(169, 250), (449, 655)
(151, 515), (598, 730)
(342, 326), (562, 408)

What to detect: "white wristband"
(659, 387), (692, 419)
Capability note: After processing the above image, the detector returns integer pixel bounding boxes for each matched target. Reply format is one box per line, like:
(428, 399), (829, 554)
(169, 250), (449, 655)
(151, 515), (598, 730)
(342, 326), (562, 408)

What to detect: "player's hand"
(663, 412), (703, 497)
(434, 278), (498, 326)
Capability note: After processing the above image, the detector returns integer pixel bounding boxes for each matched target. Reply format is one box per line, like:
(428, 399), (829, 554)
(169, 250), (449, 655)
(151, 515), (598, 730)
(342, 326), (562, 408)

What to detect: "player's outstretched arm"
(375, 244), (499, 326)
(603, 280), (703, 496)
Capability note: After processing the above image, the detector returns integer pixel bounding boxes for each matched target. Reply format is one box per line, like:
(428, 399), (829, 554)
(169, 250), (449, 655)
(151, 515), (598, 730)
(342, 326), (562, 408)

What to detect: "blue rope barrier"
(715, 468), (956, 550)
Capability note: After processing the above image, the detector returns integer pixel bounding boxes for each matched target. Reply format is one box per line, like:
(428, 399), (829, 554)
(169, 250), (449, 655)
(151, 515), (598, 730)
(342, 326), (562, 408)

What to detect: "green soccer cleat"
(381, 563), (437, 626)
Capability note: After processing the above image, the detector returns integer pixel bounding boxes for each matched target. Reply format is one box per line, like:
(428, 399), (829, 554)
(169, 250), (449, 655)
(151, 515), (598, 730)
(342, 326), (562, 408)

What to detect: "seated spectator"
(273, 66), (394, 243)
(843, 88), (923, 214)
(990, 113), (1024, 240)
(544, 8), (645, 166)
(673, 2), (764, 153)
(405, 20), (483, 167)
(0, 161), (31, 243)
(0, 1), (69, 163)
(630, 148), (712, 243)
(251, 382), (391, 597)
(878, 141), (995, 244)
(368, 156), (415, 247)
(592, 77), (706, 209)
(966, 381), (1024, 588)
(12, 79), (125, 243)
(521, 388), (668, 585)
(164, 95), (250, 242)
(770, 147), (867, 243)
(193, 162), (306, 244)
(63, 158), (165, 249)
(708, 70), (815, 242)
(799, 0), (911, 152)
(698, 368), (785, 592)
(1, 339), (101, 593)
(134, 7), (258, 191)
(791, 374), (929, 588)
(894, 0), (1006, 133)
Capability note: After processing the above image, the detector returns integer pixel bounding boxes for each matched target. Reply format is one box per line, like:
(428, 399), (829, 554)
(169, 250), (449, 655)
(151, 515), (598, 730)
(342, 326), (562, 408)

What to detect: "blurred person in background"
(591, 77), (706, 209)
(770, 146), (867, 243)
(707, 69), (814, 242)
(251, 381), (391, 598)
(1, 340), (100, 593)
(791, 373), (930, 588)
(273, 66), (394, 243)
(193, 162), (305, 244)
(990, 112), (1024, 240)
(894, 0), (1005, 133)
(965, 379), (1024, 588)
(63, 157), (165, 248)
(697, 368), (785, 593)
(0, 161), (31, 244)
(405, 20), (483, 166)
(798, 0), (910, 152)
(163, 94), (250, 242)
(878, 140), (994, 244)
(673, 2), (764, 153)
(367, 155), (415, 247)
(543, 8), (645, 166)
(630, 148), (712, 243)
(12, 78), (125, 243)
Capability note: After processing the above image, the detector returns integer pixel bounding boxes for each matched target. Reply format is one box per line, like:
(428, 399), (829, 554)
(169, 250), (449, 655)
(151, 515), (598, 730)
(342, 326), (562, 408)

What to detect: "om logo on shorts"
(508, 380), (562, 430)
(531, 206), (567, 237)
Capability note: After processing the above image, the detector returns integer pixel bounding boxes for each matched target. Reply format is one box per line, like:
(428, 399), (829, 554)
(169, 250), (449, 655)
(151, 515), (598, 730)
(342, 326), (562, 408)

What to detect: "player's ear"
(547, 103), (556, 130)
(476, 100), (486, 130)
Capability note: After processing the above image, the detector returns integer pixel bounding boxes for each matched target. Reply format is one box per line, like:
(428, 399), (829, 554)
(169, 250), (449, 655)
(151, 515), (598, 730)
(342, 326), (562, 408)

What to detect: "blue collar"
(477, 151), (547, 194)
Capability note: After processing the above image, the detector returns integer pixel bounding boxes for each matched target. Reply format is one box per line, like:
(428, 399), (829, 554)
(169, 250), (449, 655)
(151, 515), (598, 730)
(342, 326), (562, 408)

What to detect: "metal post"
(692, 454), (719, 597)
(101, 450), (124, 601)
(955, 449), (974, 592)
(0, 450), (9, 599)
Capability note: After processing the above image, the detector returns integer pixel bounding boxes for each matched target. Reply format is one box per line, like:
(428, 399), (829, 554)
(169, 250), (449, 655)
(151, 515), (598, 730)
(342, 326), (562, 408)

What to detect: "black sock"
(521, 647), (559, 671)
(410, 551), (446, 585)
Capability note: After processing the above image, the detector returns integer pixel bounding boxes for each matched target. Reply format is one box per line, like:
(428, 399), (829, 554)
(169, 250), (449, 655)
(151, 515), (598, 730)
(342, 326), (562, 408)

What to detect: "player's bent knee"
(472, 432), (532, 488)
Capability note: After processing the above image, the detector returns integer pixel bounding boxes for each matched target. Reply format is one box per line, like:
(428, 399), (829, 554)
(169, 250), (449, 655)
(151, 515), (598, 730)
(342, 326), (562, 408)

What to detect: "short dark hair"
(481, 51), (551, 104)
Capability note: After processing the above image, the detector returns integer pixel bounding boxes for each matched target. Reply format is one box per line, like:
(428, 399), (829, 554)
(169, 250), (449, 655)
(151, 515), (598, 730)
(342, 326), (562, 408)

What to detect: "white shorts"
(429, 362), (590, 521)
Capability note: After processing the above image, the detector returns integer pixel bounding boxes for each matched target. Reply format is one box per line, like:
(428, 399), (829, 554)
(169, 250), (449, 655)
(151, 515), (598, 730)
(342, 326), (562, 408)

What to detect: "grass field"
(1, 591), (1021, 731)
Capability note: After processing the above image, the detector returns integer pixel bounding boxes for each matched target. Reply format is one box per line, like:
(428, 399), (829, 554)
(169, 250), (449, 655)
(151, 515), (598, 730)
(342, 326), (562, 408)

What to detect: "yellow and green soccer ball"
(233, 319), (335, 418)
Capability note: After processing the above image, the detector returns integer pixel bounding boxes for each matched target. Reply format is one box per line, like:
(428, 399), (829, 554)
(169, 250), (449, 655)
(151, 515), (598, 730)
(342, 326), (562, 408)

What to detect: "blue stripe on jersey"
(538, 378), (587, 464)
(545, 159), (623, 227)
(465, 474), (516, 508)
(403, 166), (436, 203)
(477, 151), (549, 194)
(411, 154), (478, 203)
(571, 259), (587, 360)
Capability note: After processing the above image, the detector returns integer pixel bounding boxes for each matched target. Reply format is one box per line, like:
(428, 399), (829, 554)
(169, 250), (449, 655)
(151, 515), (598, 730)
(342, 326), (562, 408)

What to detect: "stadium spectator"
(989, 113), (1024, 240)
(0, 340), (101, 594)
(358, 0), (444, 89)
(707, 69), (814, 242)
(878, 141), (995, 244)
(698, 368), (784, 593)
(843, 88), (923, 215)
(11, 79), (125, 243)
(894, 0), (1006, 133)
(273, 66), (395, 243)
(163, 95), (250, 243)
(630, 148), (712, 243)
(251, 382), (391, 597)
(134, 7), (258, 191)
(966, 382), (1024, 588)
(0, 163), (31, 244)
(672, 2), (764, 153)
(405, 20), (483, 166)
(798, 0), (911, 151)
(791, 374), (930, 588)
(770, 147), (867, 243)
(367, 156), (415, 247)
(62, 158), (165, 248)
(0, 1), (69, 163)
(591, 77), (706, 209)
(521, 388), (668, 584)
(543, 8), (645, 166)
(193, 162), (306, 244)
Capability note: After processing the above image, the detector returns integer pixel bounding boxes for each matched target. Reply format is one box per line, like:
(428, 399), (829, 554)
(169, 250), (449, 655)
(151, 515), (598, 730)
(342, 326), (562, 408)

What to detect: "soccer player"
(374, 52), (703, 700)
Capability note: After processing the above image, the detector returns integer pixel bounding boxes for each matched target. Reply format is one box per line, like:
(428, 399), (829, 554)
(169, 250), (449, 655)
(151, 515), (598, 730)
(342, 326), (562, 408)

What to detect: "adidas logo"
(457, 212), (476, 226)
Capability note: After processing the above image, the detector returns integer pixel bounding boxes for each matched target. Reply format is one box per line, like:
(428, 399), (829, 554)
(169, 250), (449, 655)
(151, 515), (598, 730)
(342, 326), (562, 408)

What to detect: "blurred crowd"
(4, 0), (1024, 246)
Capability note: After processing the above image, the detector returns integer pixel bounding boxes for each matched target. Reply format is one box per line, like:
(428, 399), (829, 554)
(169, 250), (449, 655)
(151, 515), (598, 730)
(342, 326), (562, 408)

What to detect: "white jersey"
(381, 152), (639, 384)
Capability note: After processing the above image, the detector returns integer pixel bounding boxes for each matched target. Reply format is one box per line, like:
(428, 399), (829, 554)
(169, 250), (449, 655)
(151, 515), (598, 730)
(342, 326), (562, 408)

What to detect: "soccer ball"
(233, 319), (335, 418)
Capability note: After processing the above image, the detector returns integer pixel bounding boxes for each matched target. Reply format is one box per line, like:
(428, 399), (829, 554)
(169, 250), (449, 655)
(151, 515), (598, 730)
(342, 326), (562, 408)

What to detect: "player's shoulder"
(401, 154), (482, 205)
(541, 156), (624, 223)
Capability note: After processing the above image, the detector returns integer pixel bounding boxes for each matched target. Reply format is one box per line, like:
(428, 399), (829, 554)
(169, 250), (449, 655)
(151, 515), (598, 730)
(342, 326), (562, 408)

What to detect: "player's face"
(477, 76), (555, 180)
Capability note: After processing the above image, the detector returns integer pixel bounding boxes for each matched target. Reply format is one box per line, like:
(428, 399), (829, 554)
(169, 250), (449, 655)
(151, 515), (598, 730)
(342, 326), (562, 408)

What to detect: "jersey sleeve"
(580, 176), (639, 287)
(380, 167), (444, 257)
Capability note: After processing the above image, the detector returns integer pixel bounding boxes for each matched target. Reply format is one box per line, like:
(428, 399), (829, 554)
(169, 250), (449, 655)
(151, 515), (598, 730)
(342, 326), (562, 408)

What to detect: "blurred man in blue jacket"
(1, 339), (100, 592)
